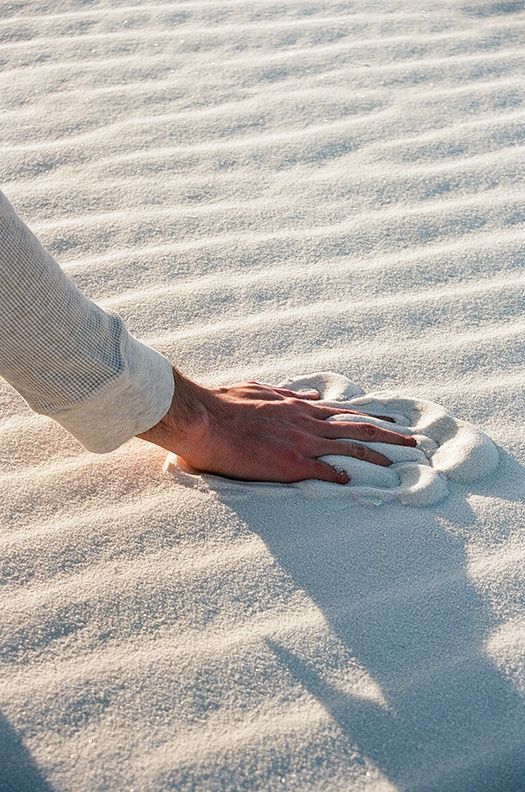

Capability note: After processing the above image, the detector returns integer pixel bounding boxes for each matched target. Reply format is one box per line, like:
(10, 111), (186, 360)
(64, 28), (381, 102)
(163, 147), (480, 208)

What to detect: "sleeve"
(0, 190), (174, 453)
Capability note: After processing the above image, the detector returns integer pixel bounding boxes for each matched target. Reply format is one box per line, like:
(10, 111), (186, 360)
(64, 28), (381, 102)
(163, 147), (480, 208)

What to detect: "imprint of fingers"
(318, 440), (392, 467)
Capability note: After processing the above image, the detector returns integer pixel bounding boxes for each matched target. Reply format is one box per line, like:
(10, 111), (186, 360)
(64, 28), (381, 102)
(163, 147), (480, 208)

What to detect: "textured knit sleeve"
(0, 190), (174, 452)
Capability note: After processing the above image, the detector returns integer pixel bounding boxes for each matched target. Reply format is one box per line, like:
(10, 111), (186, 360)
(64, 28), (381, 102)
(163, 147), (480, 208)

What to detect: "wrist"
(137, 367), (211, 454)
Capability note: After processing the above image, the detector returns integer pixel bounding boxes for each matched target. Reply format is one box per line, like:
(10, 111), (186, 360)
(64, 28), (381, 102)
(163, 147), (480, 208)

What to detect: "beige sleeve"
(0, 190), (174, 452)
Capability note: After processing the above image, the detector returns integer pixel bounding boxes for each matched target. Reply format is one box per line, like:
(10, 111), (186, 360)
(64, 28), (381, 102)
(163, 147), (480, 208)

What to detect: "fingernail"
(338, 470), (350, 484)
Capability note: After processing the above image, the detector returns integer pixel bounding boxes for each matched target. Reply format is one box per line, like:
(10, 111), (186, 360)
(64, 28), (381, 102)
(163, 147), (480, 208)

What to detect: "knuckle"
(361, 422), (378, 440)
(284, 429), (305, 451)
(351, 443), (367, 460)
(295, 431), (313, 453)
(285, 448), (303, 467)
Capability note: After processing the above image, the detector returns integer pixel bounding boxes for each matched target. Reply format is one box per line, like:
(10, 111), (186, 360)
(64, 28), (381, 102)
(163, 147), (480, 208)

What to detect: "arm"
(0, 190), (415, 480)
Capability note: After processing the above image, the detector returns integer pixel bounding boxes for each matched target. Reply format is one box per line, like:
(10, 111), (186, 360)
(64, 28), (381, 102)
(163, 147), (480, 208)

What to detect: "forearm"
(0, 190), (174, 452)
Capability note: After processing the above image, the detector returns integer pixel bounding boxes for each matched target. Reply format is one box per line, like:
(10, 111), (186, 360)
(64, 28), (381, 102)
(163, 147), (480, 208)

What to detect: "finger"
(244, 382), (320, 402)
(302, 402), (371, 418)
(315, 420), (416, 447)
(301, 459), (350, 485)
(318, 440), (392, 466)
(274, 387), (320, 400)
(242, 382), (284, 400)
(292, 389), (321, 400)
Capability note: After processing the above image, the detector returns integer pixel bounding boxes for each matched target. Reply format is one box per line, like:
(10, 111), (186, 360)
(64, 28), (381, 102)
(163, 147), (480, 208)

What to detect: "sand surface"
(1, 1), (525, 790)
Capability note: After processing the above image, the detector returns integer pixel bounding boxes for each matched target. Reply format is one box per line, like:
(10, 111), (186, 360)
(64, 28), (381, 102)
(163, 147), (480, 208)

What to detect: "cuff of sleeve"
(47, 334), (175, 453)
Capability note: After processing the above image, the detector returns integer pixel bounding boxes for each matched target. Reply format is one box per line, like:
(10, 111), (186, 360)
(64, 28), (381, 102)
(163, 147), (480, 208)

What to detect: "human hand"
(138, 369), (417, 484)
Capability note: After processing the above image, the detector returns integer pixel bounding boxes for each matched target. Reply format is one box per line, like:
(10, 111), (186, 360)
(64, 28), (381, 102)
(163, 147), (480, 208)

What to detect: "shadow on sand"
(213, 454), (525, 791)
(0, 710), (54, 792)
(2, 452), (523, 792)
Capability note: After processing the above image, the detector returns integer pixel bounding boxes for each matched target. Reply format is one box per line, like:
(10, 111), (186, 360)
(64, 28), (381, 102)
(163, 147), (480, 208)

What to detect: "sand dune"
(1, 1), (524, 790)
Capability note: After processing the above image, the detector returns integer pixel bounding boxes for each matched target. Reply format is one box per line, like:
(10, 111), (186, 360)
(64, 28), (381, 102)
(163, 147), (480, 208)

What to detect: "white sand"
(1, 1), (525, 790)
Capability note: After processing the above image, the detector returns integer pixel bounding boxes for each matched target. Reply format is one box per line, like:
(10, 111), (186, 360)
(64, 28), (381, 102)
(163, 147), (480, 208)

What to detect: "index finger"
(302, 403), (373, 419)
(318, 420), (417, 447)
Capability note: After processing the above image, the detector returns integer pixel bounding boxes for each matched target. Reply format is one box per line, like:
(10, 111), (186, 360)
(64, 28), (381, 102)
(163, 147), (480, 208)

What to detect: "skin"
(137, 367), (417, 485)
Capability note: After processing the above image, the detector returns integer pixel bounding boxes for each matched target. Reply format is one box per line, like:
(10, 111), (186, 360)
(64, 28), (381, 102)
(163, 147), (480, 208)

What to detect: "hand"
(137, 368), (416, 484)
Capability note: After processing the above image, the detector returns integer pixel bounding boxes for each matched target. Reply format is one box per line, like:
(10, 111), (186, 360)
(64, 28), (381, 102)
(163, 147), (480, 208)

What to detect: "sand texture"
(1, 1), (525, 790)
